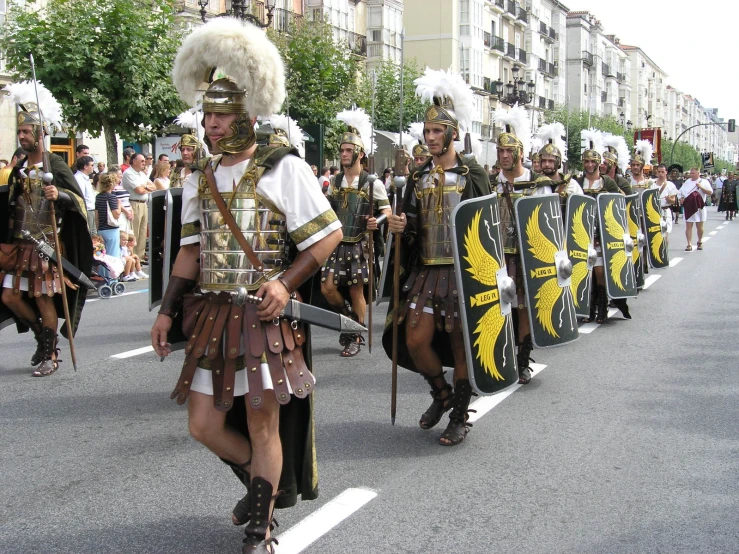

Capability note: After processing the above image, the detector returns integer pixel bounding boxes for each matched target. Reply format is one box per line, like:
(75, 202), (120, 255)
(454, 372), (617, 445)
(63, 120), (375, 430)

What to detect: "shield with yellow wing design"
(641, 188), (669, 268)
(597, 193), (637, 299)
(514, 194), (579, 348)
(451, 195), (518, 395)
(565, 194), (597, 318)
(625, 193), (646, 289)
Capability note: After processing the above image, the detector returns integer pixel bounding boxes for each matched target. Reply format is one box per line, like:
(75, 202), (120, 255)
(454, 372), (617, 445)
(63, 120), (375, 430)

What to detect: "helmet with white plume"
(268, 114), (305, 158)
(601, 133), (630, 175)
(632, 139), (654, 168)
(174, 108), (206, 164)
(172, 17), (286, 155)
(494, 104), (531, 166)
(337, 106), (374, 166)
(408, 122), (430, 160)
(5, 81), (64, 149)
(537, 122), (567, 170)
(414, 68), (474, 154)
(581, 128), (604, 164)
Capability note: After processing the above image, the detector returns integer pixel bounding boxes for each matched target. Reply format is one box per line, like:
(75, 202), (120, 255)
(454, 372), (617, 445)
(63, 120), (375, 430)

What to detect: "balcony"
(538, 58), (547, 73)
(505, 41), (516, 59)
(617, 72), (626, 82)
(346, 31), (367, 56)
(618, 97), (625, 107)
(540, 22), (555, 42)
(549, 27), (557, 40)
(491, 0), (505, 11)
(548, 99), (555, 110)
(516, 6), (529, 24)
(503, 0), (516, 19)
(602, 62), (614, 77)
(538, 96), (546, 109)
(539, 21), (547, 35)
(548, 62), (557, 77)
(582, 51), (594, 66)
(271, 7), (303, 34)
(517, 48), (527, 64)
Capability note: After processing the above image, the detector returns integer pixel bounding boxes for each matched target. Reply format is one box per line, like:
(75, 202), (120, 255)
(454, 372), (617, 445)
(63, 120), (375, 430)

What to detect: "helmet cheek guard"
(441, 125), (456, 154)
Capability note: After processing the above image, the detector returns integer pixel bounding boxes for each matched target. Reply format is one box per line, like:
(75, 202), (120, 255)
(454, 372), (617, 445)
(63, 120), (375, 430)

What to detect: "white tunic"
(678, 179), (711, 223)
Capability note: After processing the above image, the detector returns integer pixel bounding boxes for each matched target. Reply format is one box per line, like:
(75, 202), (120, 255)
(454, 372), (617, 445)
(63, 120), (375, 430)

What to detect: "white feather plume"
(269, 113), (305, 157)
(391, 131), (416, 150)
(337, 106), (376, 154)
(602, 133), (630, 173)
(530, 136), (543, 156)
(414, 67), (475, 132)
(581, 128), (604, 156)
(454, 133), (483, 160)
(4, 81), (64, 130)
(172, 17), (285, 116)
(408, 122), (425, 144)
(537, 122), (568, 161)
(494, 104), (532, 159)
(634, 139), (654, 165)
(174, 107), (201, 130)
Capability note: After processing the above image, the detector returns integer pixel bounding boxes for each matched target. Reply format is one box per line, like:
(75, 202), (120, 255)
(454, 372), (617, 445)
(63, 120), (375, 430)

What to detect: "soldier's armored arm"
(158, 244), (200, 319)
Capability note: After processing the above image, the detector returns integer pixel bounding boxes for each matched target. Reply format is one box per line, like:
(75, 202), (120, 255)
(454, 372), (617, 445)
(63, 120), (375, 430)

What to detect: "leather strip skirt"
(1, 240), (61, 297)
(171, 291), (315, 412)
(398, 264), (459, 333)
(321, 238), (369, 288)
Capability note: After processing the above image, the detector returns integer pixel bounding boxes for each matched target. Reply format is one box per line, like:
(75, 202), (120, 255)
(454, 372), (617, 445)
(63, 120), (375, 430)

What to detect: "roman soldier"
(384, 68), (490, 446)
(151, 18), (343, 554)
(536, 122), (582, 215)
(0, 82), (93, 376)
(170, 109), (205, 188)
(629, 140), (655, 190)
(575, 129), (624, 323)
(601, 134), (633, 195)
(408, 121), (431, 168)
(321, 107), (390, 357)
(668, 164), (684, 223)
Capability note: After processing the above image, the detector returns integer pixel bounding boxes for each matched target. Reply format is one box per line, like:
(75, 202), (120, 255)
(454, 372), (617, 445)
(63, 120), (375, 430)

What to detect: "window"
(460, 0), (470, 36)
(368, 5), (381, 27)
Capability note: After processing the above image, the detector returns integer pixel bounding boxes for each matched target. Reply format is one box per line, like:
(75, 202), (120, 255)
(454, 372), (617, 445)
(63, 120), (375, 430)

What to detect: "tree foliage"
(1, 0), (186, 163)
(268, 17), (361, 159)
(543, 106), (634, 170)
(354, 58), (427, 133)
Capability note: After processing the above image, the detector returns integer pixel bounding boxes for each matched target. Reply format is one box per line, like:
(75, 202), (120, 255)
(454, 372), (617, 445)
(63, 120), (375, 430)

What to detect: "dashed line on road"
(669, 257), (683, 267)
(578, 308), (619, 334)
(111, 346), (154, 359)
(702, 236), (712, 243)
(467, 362), (547, 423)
(642, 274), (661, 290)
(277, 488), (377, 554)
(88, 288), (149, 303)
(709, 231), (718, 236)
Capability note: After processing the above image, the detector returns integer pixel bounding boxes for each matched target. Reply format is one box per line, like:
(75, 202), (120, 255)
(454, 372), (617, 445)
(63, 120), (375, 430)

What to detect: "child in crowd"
(92, 234), (124, 279)
(120, 233), (148, 282)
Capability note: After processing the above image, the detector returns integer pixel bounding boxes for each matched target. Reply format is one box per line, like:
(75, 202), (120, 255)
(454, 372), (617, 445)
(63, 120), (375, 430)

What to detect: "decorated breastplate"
(498, 180), (540, 254)
(329, 182), (371, 242)
(13, 169), (55, 241)
(416, 168), (467, 264)
(631, 178), (652, 190)
(198, 160), (288, 292)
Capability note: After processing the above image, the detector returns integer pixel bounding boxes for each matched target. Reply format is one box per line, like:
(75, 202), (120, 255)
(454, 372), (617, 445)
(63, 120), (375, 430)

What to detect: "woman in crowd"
(95, 173), (122, 257)
(152, 161), (171, 190)
(108, 164), (134, 234)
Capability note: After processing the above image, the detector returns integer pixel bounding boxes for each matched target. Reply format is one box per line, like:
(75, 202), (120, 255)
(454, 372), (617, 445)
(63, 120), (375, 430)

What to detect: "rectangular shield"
(451, 195), (518, 396)
(641, 188), (669, 268)
(514, 194), (579, 348)
(165, 188), (184, 291)
(148, 190), (167, 310)
(625, 193), (645, 289)
(597, 193), (637, 299)
(565, 194), (597, 318)
(0, 184), (9, 244)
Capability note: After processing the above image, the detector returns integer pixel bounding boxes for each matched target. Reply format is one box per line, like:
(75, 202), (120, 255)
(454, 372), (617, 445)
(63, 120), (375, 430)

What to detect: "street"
(1, 210), (738, 554)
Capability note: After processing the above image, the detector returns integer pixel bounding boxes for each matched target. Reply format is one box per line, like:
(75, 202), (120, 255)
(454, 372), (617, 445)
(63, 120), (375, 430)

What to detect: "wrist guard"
(278, 250), (320, 294)
(159, 276), (197, 319)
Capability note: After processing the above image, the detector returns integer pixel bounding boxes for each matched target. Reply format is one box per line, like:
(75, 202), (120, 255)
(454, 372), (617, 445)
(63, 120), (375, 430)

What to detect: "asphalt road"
(1, 210), (738, 554)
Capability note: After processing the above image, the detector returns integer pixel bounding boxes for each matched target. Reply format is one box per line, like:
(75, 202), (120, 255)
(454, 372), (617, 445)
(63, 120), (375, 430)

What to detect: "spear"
(29, 54), (78, 371)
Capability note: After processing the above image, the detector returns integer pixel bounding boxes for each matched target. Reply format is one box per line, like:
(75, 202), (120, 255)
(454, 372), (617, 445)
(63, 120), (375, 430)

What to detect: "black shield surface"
(514, 194), (578, 348)
(451, 195), (518, 396)
(625, 193), (645, 289)
(641, 188), (669, 268)
(166, 188), (184, 289)
(148, 190), (167, 310)
(565, 194), (597, 318)
(597, 193), (637, 299)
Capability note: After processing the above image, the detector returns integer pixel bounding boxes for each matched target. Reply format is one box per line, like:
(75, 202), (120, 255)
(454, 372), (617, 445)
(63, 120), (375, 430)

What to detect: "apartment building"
(620, 44), (668, 130)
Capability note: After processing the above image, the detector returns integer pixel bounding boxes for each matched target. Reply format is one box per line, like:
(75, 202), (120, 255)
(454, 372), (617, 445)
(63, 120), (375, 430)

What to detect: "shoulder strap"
(203, 162), (265, 272)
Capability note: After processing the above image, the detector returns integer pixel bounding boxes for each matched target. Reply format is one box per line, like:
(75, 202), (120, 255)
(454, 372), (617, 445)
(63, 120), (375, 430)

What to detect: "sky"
(571, 0), (739, 120)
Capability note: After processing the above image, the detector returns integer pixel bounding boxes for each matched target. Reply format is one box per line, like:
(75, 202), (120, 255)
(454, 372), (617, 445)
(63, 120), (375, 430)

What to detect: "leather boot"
(32, 327), (59, 377)
(517, 334), (534, 384)
(242, 477), (278, 554)
(221, 459), (251, 526)
(612, 298), (631, 320)
(439, 379), (475, 446)
(419, 372), (453, 430)
(595, 285), (608, 324)
(25, 318), (44, 366)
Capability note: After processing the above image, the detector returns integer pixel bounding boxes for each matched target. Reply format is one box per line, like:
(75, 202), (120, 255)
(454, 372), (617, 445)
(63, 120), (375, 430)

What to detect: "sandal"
(685, 245), (692, 251)
(339, 335), (363, 357)
(439, 379), (476, 446)
(32, 359), (59, 377)
(419, 373), (453, 430)
(696, 242), (703, 250)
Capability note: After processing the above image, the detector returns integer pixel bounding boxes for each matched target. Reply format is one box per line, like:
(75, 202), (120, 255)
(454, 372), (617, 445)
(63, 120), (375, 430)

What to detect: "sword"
(29, 54), (79, 372)
(21, 230), (95, 290)
(235, 289), (367, 334)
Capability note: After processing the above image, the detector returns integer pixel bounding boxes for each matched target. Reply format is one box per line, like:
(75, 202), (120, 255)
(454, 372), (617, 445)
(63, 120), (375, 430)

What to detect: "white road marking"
(577, 308), (619, 334)
(702, 236), (711, 243)
(709, 231), (718, 236)
(88, 288), (149, 303)
(277, 488), (377, 554)
(669, 257), (683, 267)
(111, 346), (154, 359)
(642, 274), (661, 290)
(467, 363), (546, 423)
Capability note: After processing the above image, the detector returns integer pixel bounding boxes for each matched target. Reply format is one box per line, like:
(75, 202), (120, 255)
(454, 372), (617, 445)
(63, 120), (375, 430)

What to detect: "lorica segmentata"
(13, 171), (55, 242)
(416, 172), (467, 264)
(329, 184), (371, 242)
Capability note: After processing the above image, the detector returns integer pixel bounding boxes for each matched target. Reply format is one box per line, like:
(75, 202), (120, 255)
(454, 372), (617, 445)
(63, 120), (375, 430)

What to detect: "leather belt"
(130, 199), (147, 203)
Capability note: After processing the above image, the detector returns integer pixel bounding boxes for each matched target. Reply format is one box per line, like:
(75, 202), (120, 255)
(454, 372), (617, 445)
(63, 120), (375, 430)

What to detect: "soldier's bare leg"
(35, 294), (58, 332)
(348, 283), (366, 323)
(1, 287), (37, 322)
(320, 277), (345, 310)
(188, 391), (253, 464)
(406, 313), (452, 429)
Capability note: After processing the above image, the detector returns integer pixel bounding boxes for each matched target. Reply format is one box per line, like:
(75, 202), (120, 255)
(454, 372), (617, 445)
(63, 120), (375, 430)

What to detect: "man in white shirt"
(678, 167), (713, 251)
(653, 163), (678, 241)
(121, 152), (156, 259)
(74, 155), (97, 234)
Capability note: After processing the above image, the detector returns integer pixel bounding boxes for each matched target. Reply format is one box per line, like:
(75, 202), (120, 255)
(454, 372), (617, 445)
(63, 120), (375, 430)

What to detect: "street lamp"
(199, 0), (276, 27)
(619, 112), (632, 131)
(490, 65), (535, 107)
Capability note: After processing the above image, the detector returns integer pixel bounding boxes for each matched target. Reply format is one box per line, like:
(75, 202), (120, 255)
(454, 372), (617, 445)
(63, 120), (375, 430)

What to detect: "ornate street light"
(619, 112), (632, 131)
(490, 65), (535, 106)
(199, 0), (276, 28)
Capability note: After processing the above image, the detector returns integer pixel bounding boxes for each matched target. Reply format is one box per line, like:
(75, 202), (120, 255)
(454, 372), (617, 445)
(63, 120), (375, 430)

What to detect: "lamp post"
(199, 0), (276, 27)
(490, 65), (535, 107)
(619, 112), (632, 131)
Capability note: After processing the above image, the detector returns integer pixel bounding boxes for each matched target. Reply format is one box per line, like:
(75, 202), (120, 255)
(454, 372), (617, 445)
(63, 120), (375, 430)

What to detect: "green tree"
(544, 106), (634, 170)
(268, 17), (361, 159)
(1, 0), (186, 163)
(354, 58), (427, 133)
(662, 139), (701, 171)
